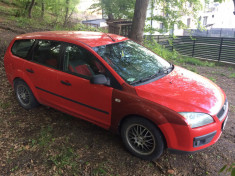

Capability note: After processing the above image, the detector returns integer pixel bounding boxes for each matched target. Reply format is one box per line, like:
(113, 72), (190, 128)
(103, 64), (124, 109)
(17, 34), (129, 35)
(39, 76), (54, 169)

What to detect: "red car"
(4, 31), (228, 160)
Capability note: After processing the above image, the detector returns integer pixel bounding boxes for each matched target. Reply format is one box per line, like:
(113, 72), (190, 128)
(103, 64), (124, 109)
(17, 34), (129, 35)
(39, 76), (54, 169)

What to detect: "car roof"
(15, 31), (128, 47)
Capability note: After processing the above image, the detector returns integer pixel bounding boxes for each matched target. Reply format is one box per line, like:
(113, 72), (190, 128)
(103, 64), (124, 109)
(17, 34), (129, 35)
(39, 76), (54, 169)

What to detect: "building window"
(203, 16), (208, 25)
(160, 23), (164, 30)
(187, 18), (191, 28)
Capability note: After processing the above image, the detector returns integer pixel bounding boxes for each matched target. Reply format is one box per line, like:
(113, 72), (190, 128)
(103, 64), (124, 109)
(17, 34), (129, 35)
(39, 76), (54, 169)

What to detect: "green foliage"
(3, 0), (109, 31)
(144, 39), (216, 67)
(229, 73), (235, 78)
(146, 0), (203, 34)
(220, 164), (235, 176)
(90, 0), (136, 20)
(0, 5), (15, 16)
(144, 39), (178, 61)
(11, 0), (80, 27)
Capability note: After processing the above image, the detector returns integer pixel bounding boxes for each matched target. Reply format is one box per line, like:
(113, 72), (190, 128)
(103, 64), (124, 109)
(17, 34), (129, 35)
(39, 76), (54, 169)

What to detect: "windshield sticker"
(122, 50), (125, 57)
(127, 78), (135, 82)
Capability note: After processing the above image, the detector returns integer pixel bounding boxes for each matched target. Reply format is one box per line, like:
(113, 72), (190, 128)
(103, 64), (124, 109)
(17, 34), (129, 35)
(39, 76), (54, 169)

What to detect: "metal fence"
(184, 28), (235, 38)
(152, 35), (235, 64)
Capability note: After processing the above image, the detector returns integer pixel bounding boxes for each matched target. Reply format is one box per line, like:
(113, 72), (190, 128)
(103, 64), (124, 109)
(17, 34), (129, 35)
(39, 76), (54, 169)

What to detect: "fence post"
(192, 39), (196, 57)
(157, 35), (160, 43)
(218, 38), (223, 61)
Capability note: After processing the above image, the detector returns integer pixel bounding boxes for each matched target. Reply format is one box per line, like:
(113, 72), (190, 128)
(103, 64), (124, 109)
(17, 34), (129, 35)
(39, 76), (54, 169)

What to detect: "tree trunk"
(108, 13), (114, 21)
(28, 0), (35, 18)
(41, 0), (45, 18)
(129, 0), (149, 44)
(233, 0), (235, 15)
(63, 0), (70, 27)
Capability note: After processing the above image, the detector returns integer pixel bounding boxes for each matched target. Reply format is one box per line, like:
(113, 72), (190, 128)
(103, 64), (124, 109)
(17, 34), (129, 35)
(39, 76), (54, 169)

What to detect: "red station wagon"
(4, 31), (229, 160)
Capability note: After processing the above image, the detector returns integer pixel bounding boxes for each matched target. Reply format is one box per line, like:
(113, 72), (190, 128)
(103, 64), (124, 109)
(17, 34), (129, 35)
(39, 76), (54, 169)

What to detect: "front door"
(56, 44), (113, 128)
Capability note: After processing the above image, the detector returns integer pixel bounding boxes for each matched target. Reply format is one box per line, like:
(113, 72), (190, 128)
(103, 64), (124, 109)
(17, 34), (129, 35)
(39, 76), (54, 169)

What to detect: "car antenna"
(105, 33), (116, 42)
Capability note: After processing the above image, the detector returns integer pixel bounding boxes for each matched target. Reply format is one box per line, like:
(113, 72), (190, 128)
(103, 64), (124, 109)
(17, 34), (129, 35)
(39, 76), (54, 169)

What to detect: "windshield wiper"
(130, 64), (174, 85)
(130, 70), (161, 85)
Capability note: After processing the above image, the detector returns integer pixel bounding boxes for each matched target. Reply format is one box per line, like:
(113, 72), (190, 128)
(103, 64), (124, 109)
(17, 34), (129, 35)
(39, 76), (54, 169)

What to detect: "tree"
(63, 0), (78, 27)
(129, 0), (149, 43)
(64, 0), (70, 26)
(41, 0), (45, 18)
(28, 0), (35, 18)
(146, 0), (203, 36)
(90, 0), (136, 20)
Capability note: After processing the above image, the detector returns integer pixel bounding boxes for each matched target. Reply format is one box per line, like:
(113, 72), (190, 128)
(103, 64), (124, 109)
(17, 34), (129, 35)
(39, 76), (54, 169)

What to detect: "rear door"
(24, 40), (62, 108)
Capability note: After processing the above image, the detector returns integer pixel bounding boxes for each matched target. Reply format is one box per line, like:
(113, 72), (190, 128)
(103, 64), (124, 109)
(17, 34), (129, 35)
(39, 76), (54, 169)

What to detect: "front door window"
(64, 45), (105, 78)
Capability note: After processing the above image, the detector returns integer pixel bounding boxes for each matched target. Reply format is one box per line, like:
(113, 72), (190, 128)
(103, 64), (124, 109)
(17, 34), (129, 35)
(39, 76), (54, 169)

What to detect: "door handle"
(26, 69), (34, 73)
(61, 80), (71, 86)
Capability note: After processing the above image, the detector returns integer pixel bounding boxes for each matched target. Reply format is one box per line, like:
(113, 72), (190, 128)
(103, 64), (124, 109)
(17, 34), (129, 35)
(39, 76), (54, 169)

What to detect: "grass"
(29, 125), (81, 175)
(230, 105), (235, 113)
(37, 126), (53, 147)
(49, 147), (79, 175)
(208, 76), (216, 83)
(185, 66), (198, 73)
(0, 101), (11, 109)
(93, 163), (108, 176)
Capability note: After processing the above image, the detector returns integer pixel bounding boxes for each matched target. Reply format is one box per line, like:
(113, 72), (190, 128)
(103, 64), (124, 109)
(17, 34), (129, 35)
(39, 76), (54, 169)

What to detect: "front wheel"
(121, 117), (164, 160)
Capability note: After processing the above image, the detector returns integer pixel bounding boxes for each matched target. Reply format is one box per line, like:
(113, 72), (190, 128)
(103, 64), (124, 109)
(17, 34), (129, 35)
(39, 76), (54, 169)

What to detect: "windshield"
(93, 40), (172, 85)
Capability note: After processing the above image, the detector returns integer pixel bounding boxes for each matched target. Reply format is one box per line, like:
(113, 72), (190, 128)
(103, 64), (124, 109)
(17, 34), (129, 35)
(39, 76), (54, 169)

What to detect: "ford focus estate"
(4, 31), (228, 160)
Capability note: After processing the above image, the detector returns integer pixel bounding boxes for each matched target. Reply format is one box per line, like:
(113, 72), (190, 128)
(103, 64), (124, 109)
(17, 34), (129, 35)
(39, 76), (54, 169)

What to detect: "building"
(145, 0), (235, 36)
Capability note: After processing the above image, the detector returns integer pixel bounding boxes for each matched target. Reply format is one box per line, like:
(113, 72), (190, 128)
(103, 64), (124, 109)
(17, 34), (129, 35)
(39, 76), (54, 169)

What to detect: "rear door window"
(32, 40), (62, 69)
(11, 39), (35, 59)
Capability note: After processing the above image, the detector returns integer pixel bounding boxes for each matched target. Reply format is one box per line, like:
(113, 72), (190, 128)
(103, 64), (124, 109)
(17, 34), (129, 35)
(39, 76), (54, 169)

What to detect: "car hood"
(135, 66), (225, 115)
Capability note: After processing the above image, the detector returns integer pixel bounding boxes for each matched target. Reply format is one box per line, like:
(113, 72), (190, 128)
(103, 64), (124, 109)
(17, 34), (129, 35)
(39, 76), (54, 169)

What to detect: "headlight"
(179, 112), (214, 128)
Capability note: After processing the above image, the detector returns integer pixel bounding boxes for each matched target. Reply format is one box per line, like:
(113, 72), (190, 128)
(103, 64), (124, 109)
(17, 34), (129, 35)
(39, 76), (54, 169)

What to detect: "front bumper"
(159, 113), (228, 153)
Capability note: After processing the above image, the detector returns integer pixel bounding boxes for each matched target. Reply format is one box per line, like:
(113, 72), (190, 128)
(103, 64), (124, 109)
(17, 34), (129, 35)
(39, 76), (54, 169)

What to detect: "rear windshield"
(11, 39), (35, 59)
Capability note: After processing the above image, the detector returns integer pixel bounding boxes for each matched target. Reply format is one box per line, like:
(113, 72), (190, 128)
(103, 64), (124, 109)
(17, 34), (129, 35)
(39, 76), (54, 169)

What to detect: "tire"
(14, 80), (39, 110)
(121, 117), (164, 161)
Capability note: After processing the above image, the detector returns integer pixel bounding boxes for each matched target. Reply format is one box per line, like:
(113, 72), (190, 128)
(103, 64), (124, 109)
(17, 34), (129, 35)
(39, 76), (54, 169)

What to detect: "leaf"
(219, 165), (227, 173)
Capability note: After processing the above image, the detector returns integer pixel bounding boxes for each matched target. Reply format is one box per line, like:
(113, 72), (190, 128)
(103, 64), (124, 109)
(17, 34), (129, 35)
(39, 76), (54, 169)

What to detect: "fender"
(110, 84), (188, 131)
(110, 83), (188, 149)
(12, 69), (41, 103)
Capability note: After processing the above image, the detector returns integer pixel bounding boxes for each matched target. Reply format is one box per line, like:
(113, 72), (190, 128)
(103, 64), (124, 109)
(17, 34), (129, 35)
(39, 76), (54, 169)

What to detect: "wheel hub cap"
(126, 124), (156, 155)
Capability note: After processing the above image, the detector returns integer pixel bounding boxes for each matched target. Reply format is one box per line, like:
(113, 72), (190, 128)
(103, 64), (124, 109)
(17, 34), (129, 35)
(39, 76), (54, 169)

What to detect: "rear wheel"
(121, 117), (164, 160)
(14, 80), (39, 110)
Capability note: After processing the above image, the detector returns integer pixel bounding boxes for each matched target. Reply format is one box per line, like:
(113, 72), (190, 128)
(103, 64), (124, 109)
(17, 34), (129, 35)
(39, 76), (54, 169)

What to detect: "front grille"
(217, 98), (228, 121)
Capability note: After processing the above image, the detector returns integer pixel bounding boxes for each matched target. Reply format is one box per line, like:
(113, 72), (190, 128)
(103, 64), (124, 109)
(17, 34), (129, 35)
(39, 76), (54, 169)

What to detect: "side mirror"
(90, 74), (110, 85)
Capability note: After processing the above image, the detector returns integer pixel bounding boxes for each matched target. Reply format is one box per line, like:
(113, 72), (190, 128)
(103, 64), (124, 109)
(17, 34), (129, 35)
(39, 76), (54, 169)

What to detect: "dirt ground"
(0, 22), (235, 176)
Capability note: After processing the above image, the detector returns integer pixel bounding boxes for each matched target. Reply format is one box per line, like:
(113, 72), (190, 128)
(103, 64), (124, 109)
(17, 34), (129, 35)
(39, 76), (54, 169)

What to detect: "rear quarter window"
(11, 39), (35, 59)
